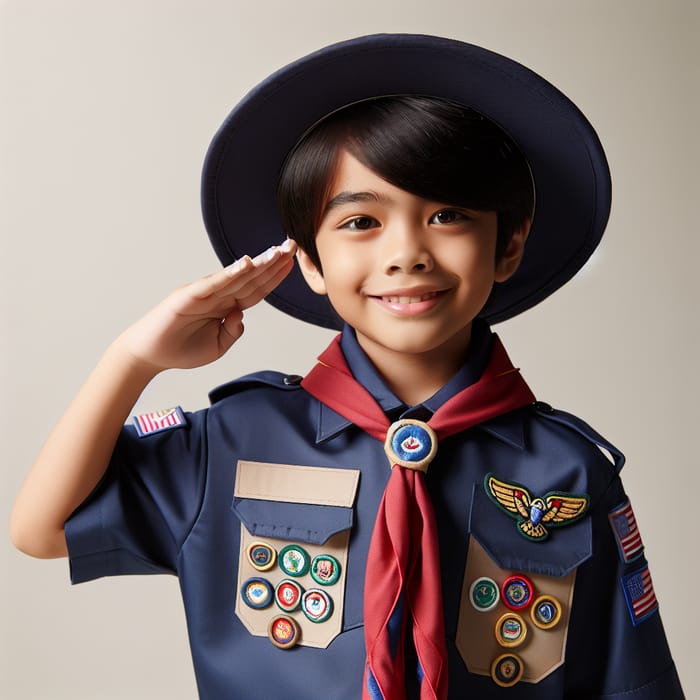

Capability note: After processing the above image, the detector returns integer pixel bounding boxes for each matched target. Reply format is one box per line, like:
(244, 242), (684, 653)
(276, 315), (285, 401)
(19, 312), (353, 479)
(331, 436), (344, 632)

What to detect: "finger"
(236, 256), (296, 310)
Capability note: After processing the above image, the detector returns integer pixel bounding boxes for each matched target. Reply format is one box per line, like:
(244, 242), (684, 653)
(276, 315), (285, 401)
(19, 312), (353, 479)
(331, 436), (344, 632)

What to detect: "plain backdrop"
(1, 1), (697, 698)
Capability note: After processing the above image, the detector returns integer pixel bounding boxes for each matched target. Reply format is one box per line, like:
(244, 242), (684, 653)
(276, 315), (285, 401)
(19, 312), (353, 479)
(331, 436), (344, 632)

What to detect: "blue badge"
(490, 653), (524, 687)
(384, 420), (438, 472)
(240, 577), (273, 609)
(530, 594), (562, 630)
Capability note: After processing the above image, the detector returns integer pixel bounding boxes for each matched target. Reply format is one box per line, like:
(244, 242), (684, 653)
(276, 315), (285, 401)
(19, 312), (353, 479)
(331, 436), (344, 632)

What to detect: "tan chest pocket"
(456, 481), (592, 686)
(232, 461), (360, 649)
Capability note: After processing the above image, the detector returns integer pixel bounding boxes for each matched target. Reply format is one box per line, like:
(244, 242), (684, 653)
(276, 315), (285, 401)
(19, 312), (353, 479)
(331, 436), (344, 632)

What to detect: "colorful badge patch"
(469, 577), (500, 612)
(275, 579), (304, 612)
(247, 542), (277, 572)
(240, 577), (273, 609)
(268, 614), (300, 649)
(609, 500), (644, 563)
(485, 474), (589, 541)
(384, 420), (437, 471)
(279, 544), (310, 577)
(133, 406), (186, 437)
(301, 589), (333, 623)
(501, 575), (534, 610)
(495, 613), (527, 648)
(530, 594), (562, 630)
(491, 653), (524, 687)
(310, 555), (341, 586)
(621, 565), (659, 626)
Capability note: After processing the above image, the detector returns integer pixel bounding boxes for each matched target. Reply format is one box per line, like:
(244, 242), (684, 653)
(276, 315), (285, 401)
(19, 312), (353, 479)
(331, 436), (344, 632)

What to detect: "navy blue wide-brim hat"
(202, 34), (611, 329)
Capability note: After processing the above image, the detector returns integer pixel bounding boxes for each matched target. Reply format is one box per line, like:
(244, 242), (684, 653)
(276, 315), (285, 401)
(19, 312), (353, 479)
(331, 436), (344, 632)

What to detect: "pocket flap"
(232, 461), (360, 545)
(469, 481), (591, 577)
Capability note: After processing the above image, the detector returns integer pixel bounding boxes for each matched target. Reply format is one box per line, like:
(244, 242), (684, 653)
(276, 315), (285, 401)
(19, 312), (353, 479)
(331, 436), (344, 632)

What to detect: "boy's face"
(298, 150), (526, 369)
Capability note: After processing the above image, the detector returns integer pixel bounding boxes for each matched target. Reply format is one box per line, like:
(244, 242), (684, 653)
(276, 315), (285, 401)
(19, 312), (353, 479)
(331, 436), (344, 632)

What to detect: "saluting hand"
(117, 239), (297, 373)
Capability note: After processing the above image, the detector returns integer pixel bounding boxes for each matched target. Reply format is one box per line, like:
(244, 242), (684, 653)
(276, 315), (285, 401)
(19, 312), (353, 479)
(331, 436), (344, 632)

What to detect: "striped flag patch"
(621, 565), (658, 626)
(133, 406), (186, 437)
(608, 500), (644, 562)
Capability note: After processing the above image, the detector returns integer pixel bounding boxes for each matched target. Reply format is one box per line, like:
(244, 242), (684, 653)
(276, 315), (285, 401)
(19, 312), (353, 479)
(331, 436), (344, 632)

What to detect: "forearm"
(10, 338), (159, 558)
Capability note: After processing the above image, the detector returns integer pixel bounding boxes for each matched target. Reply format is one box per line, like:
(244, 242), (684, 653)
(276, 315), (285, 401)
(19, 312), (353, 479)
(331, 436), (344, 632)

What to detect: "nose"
(381, 223), (434, 274)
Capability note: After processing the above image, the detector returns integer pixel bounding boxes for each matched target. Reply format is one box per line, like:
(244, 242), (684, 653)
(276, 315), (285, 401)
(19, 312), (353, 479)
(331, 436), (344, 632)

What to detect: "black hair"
(276, 95), (534, 271)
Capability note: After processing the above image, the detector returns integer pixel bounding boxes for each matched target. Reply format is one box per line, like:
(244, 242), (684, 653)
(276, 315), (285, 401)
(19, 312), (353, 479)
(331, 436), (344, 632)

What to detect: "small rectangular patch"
(133, 406), (186, 437)
(608, 500), (644, 562)
(621, 565), (658, 626)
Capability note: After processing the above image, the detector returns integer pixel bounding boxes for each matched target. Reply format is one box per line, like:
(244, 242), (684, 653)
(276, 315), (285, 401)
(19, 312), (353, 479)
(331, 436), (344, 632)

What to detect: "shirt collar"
(315, 321), (526, 449)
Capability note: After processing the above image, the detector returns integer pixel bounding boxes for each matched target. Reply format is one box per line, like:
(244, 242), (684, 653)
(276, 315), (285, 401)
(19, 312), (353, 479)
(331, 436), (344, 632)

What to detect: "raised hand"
(117, 239), (297, 372)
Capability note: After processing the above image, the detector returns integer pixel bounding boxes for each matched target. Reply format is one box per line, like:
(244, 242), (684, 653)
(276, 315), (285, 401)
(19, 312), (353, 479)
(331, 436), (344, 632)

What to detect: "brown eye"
(430, 210), (465, 224)
(343, 216), (379, 231)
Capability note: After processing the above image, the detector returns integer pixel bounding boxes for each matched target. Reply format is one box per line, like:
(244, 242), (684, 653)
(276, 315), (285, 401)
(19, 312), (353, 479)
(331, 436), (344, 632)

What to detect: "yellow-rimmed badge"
(268, 614), (301, 649)
(491, 653), (524, 687)
(495, 612), (528, 648)
(246, 541), (277, 571)
(530, 594), (562, 630)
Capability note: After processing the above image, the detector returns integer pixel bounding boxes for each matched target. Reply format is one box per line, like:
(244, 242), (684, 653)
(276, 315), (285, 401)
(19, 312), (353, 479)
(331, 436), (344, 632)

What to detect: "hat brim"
(202, 33), (611, 329)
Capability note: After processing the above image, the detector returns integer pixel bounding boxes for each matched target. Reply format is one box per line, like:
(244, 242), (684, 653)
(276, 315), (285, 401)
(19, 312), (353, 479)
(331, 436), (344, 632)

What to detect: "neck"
(356, 326), (473, 406)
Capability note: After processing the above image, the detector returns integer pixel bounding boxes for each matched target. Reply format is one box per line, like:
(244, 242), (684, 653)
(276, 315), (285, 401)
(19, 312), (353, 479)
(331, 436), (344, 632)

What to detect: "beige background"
(1, 1), (697, 697)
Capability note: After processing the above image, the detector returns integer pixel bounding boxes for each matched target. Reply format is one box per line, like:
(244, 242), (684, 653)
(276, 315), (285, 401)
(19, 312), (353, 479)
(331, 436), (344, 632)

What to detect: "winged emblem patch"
(485, 473), (589, 541)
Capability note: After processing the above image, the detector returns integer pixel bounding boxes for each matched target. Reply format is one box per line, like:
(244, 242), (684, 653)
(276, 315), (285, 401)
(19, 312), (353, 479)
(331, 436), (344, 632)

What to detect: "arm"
(10, 241), (296, 559)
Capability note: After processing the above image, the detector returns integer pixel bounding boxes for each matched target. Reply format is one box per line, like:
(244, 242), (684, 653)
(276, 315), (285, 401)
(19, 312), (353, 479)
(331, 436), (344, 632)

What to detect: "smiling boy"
(11, 34), (683, 699)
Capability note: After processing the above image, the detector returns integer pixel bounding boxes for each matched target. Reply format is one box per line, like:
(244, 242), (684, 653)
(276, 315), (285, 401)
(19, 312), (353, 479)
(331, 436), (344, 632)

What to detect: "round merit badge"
(469, 576), (499, 612)
(275, 579), (304, 612)
(240, 577), (273, 609)
(384, 420), (437, 471)
(491, 653), (524, 687)
(301, 589), (333, 623)
(530, 594), (562, 630)
(501, 574), (534, 610)
(495, 612), (527, 648)
(268, 614), (301, 650)
(247, 541), (277, 571)
(279, 544), (310, 577)
(310, 554), (341, 586)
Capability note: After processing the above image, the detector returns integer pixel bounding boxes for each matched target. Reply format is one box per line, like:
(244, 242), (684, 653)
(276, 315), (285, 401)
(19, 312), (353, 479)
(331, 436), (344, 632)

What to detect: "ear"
(494, 219), (531, 283)
(296, 248), (328, 295)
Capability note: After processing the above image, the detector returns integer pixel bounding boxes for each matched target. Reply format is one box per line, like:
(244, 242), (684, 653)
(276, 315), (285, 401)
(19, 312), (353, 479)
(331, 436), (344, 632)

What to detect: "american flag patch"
(621, 565), (658, 626)
(133, 407), (186, 437)
(609, 500), (644, 562)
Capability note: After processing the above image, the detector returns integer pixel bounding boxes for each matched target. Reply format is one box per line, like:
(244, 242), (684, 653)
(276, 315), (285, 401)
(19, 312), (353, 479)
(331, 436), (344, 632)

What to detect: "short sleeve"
(65, 408), (208, 584)
(567, 473), (684, 698)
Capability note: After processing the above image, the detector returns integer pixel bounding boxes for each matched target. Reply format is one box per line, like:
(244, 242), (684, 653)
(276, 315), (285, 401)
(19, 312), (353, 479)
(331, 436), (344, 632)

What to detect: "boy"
(11, 34), (683, 699)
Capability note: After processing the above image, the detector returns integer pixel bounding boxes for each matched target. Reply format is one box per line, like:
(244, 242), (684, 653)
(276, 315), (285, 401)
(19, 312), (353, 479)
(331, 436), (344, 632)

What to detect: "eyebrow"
(323, 190), (391, 215)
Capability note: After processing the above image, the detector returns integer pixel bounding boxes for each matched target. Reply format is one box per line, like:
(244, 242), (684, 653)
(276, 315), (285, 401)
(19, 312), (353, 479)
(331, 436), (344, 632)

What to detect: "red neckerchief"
(302, 334), (535, 700)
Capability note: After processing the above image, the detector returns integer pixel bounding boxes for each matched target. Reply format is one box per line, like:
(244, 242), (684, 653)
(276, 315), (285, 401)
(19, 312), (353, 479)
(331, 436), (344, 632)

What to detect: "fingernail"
(252, 246), (277, 266)
(280, 238), (294, 253)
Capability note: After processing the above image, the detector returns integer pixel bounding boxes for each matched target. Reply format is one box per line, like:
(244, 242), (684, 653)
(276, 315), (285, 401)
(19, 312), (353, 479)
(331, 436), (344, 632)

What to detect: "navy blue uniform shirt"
(66, 323), (683, 698)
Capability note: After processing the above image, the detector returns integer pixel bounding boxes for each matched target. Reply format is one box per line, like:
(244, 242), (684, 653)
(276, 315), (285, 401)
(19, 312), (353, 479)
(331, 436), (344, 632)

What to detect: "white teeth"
(382, 292), (438, 304)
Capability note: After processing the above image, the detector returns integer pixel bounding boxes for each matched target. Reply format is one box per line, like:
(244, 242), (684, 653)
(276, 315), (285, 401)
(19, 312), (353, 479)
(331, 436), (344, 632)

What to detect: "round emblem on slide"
(311, 554), (341, 586)
(491, 653), (524, 687)
(240, 577), (273, 609)
(501, 574), (534, 610)
(469, 577), (500, 612)
(246, 541), (277, 571)
(275, 579), (304, 612)
(301, 589), (333, 623)
(268, 614), (301, 649)
(530, 594), (562, 630)
(384, 420), (438, 471)
(279, 544), (310, 577)
(495, 612), (528, 648)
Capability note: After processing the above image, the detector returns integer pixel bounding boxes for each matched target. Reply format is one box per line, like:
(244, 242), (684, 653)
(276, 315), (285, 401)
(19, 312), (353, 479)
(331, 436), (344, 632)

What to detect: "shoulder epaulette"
(209, 371), (303, 405)
(531, 401), (625, 474)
